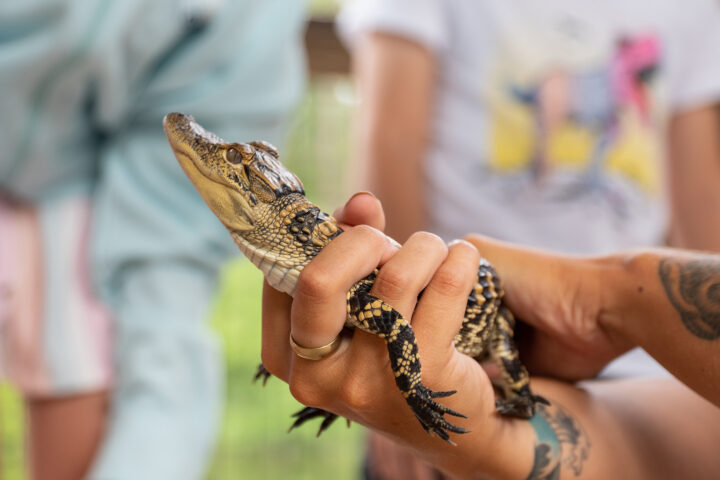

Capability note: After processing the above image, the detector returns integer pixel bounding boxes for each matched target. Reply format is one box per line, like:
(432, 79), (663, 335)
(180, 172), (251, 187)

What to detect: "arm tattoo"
(658, 257), (720, 340)
(527, 403), (590, 480)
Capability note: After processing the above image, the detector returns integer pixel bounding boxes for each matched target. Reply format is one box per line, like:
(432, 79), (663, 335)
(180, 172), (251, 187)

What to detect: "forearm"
(263, 213), (720, 479)
(599, 249), (720, 405)
(424, 377), (720, 479)
(365, 148), (427, 243)
(352, 32), (435, 243)
(519, 377), (720, 480)
(668, 105), (720, 251)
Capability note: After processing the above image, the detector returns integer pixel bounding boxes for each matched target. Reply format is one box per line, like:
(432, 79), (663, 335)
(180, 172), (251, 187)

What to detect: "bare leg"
(26, 390), (108, 480)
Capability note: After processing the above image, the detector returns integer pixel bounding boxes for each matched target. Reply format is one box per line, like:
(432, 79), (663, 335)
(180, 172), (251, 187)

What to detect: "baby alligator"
(163, 113), (547, 442)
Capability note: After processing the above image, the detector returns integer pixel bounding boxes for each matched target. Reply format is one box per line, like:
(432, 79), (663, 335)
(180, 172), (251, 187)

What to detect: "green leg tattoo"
(527, 403), (590, 480)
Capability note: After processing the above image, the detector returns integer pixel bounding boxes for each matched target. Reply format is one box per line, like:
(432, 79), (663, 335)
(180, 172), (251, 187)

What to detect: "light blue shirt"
(0, 0), (306, 478)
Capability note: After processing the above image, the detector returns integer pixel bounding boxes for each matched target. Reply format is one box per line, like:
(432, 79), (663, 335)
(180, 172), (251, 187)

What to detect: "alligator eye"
(227, 143), (256, 165)
(226, 148), (242, 164)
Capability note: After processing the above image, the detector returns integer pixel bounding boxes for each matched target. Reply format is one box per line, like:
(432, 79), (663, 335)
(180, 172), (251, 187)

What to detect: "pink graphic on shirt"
(497, 33), (663, 214)
(611, 34), (662, 123)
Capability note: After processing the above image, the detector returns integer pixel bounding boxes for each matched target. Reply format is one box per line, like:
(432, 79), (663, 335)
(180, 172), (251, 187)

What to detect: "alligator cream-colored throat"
(229, 193), (341, 296)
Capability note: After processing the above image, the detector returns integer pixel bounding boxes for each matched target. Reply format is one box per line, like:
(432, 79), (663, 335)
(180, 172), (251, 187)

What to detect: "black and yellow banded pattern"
(294, 263), (548, 442)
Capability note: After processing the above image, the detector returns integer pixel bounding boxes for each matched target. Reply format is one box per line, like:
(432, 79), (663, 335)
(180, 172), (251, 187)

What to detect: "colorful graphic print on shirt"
(489, 31), (664, 216)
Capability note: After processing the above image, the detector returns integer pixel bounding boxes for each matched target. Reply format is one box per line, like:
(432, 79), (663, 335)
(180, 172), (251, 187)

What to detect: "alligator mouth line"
(175, 148), (228, 188)
(166, 130), (237, 192)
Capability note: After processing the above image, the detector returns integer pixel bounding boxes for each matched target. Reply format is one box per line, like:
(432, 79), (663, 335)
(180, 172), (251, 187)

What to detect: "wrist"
(441, 416), (535, 480)
(596, 250), (659, 346)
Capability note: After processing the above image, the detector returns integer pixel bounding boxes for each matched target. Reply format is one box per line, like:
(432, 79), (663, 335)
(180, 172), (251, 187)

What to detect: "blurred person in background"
(337, 0), (720, 477)
(0, 0), (305, 479)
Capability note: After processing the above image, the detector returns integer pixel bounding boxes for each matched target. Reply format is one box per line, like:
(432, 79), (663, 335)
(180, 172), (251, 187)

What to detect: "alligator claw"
(289, 407), (341, 437)
(429, 389), (457, 399)
(252, 363), (272, 386)
(406, 385), (469, 443)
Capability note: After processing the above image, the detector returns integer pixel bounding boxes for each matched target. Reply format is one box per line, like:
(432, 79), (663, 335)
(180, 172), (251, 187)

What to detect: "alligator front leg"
(254, 364), (346, 436)
(489, 307), (549, 418)
(288, 407), (341, 436)
(348, 286), (469, 443)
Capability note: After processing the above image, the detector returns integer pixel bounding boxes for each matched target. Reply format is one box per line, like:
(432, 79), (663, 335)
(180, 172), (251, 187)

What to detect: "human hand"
(331, 191), (387, 232)
(260, 194), (526, 478)
(466, 235), (634, 381)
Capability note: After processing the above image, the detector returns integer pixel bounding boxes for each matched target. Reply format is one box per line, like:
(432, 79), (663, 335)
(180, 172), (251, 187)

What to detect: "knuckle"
(288, 378), (322, 407)
(450, 239), (480, 263)
(353, 224), (390, 252)
(337, 375), (374, 410)
(353, 224), (385, 244)
(374, 266), (414, 299)
(409, 231), (448, 254)
(353, 223), (379, 235)
(296, 265), (336, 301)
(429, 263), (473, 297)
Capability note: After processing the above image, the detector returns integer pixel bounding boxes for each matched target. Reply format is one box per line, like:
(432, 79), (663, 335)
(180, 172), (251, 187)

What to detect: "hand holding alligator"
(164, 113), (546, 444)
(165, 114), (720, 478)
(261, 193), (534, 477)
(263, 194), (720, 479)
(327, 197), (720, 406)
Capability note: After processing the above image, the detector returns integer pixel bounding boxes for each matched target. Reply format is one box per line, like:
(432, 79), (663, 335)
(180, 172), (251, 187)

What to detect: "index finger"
(291, 225), (397, 350)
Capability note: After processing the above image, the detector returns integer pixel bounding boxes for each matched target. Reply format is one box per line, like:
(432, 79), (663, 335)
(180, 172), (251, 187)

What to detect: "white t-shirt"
(338, 0), (720, 377)
(339, 0), (720, 254)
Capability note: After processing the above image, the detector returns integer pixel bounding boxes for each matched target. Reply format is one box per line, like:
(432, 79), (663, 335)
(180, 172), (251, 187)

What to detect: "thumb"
(333, 191), (386, 231)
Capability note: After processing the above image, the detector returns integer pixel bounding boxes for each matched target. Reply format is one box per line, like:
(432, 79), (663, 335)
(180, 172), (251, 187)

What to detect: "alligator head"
(163, 112), (305, 233)
(163, 112), (340, 295)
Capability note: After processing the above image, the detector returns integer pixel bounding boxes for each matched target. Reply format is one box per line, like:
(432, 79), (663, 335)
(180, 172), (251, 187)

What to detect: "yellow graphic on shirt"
(490, 101), (535, 172)
(604, 112), (660, 193)
(489, 33), (663, 196)
(546, 124), (594, 169)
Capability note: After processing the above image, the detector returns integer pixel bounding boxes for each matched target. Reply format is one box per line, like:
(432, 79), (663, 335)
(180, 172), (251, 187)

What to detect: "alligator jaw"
(163, 113), (256, 231)
(163, 113), (339, 296)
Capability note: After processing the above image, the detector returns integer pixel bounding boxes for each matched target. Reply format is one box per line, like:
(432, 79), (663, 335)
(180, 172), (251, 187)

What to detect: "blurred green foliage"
(206, 260), (365, 479)
(0, 386), (25, 480)
(310, 0), (341, 16)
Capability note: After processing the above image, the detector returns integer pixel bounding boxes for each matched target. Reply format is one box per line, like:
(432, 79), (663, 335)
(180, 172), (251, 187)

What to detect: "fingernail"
(448, 239), (476, 250)
(346, 191), (379, 206)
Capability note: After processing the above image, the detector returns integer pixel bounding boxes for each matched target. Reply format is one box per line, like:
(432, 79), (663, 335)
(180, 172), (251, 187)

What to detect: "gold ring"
(289, 333), (343, 361)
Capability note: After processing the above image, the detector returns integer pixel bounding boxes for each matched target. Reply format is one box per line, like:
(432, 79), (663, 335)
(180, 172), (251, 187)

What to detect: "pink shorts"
(0, 196), (112, 397)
